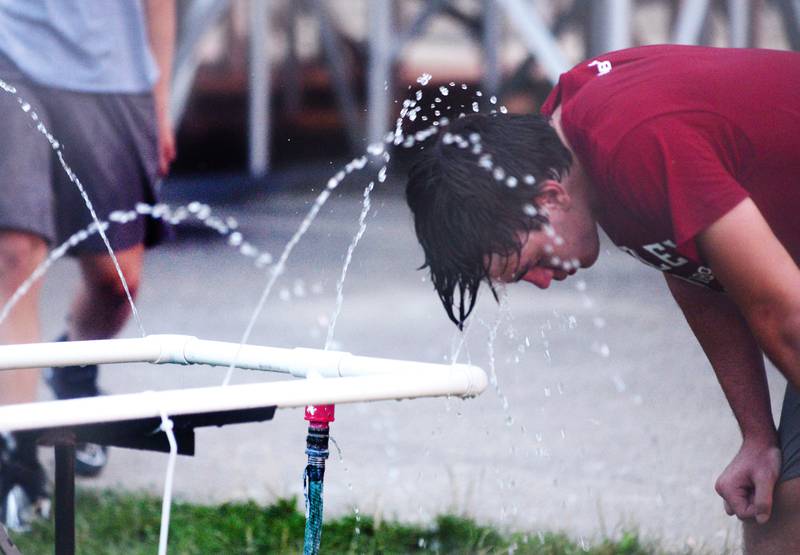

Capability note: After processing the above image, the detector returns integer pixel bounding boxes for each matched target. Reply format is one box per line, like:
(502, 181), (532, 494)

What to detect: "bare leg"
(68, 245), (144, 341)
(0, 231), (47, 405)
(744, 476), (800, 553)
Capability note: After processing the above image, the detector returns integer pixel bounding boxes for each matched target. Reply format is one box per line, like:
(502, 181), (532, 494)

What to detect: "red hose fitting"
(305, 404), (335, 428)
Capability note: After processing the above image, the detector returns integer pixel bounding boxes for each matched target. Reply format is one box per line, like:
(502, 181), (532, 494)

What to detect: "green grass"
(8, 489), (696, 554)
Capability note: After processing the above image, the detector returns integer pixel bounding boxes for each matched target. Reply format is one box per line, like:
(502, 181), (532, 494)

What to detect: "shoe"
(0, 434), (50, 533)
(74, 443), (108, 478)
(45, 334), (100, 400)
(45, 334), (109, 477)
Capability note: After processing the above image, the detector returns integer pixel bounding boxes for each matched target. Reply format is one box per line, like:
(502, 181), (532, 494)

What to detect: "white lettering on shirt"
(588, 60), (612, 76)
(689, 265), (716, 284)
(642, 240), (688, 268)
(618, 240), (718, 287)
(619, 246), (670, 271)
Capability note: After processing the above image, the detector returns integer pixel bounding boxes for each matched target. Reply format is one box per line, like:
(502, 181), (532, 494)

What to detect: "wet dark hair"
(406, 113), (572, 328)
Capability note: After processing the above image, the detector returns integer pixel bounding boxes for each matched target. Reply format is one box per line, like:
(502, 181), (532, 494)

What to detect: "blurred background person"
(0, 0), (175, 529)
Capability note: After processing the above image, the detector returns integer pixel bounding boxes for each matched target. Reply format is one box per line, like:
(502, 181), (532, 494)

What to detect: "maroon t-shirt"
(541, 45), (800, 290)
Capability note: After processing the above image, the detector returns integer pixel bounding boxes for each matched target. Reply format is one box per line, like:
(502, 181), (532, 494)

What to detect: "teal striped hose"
(303, 476), (324, 555)
(303, 424), (329, 555)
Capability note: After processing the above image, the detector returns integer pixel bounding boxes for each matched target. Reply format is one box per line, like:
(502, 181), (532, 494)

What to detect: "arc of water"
(324, 181), (375, 350)
(223, 77), (444, 385)
(0, 202), (274, 327)
(222, 188), (333, 386)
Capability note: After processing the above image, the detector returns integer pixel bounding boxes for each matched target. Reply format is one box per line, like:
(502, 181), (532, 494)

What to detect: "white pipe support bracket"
(152, 334), (194, 365)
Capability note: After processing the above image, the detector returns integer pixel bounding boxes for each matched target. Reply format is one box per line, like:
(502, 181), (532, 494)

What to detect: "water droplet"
(416, 73), (432, 85)
(255, 253), (273, 267)
(472, 101), (479, 112)
(438, 85), (449, 96)
(240, 243), (257, 257)
(228, 232), (243, 246)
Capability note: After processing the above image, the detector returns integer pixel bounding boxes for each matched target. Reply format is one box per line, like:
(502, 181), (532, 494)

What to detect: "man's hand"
(715, 439), (781, 524)
(156, 114), (176, 177)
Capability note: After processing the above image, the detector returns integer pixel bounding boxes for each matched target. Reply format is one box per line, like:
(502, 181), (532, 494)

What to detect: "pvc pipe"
(0, 335), (482, 380)
(0, 366), (489, 432)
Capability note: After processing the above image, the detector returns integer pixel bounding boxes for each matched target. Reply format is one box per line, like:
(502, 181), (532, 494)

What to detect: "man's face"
(486, 200), (598, 289)
(486, 226), (578, 289)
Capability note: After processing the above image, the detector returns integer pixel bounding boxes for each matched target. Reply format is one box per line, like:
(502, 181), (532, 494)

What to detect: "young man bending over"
(406, 45), (800, 554)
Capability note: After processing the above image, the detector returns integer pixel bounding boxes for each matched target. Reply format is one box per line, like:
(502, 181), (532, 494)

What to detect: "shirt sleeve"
(607, 111), (750, 260)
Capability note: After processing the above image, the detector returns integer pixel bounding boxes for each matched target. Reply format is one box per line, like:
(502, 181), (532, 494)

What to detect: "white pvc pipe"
(0, 367), (488, 432)
(0, 334), (481, 379)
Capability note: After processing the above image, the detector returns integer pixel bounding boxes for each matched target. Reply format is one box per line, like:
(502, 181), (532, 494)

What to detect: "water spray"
(303, 404), (334, 555)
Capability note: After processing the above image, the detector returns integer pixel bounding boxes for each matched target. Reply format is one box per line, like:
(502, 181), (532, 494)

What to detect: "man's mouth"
(553, 268), (575, 281)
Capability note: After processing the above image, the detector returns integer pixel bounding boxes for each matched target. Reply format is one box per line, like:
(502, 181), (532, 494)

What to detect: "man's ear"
(534, 180), (572, 211)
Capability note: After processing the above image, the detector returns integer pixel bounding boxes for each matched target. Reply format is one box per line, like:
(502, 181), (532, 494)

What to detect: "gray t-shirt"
(0, 0), (158, 93)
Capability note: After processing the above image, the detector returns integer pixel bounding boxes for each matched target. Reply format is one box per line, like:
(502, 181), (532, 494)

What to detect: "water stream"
(324, 181), (375, 351)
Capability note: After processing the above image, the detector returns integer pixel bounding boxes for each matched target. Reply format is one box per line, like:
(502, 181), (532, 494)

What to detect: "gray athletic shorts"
(0, 53), (168, 254)
(779, 383), (800, 482)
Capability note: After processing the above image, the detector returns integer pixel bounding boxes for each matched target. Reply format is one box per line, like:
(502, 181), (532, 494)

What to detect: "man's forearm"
(144, 0), (176, 119)
(666, 274), (776, 443)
